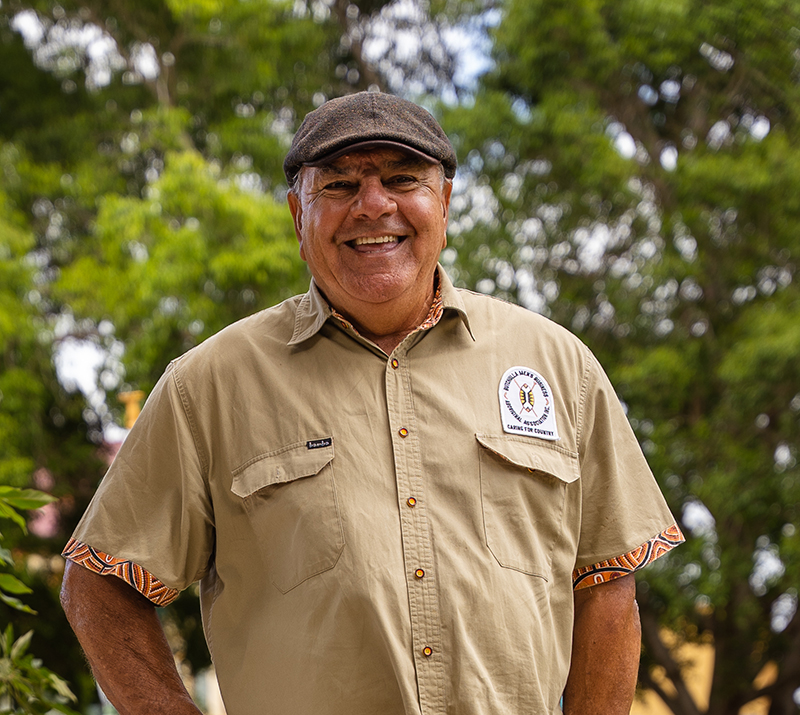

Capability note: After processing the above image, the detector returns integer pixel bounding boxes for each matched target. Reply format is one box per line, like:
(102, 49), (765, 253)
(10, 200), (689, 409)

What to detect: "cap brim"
(303, 140), (440, 168)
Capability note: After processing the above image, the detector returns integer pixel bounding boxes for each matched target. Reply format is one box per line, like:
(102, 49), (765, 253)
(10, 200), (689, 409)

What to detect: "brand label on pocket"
(306, 438), (333, 450)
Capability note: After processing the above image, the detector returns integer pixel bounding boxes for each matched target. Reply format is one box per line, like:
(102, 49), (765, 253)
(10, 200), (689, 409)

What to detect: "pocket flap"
(231, 439), (335, 497)
(476, 434), (579, 483)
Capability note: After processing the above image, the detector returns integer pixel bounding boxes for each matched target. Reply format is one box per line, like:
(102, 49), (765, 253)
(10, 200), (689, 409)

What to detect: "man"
(61, 91), (684, 715)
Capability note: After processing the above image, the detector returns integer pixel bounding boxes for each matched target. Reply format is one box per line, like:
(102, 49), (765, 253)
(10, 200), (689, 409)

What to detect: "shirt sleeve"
(65, 361), (215, 595)
(62, 537), (180, 606)
(572, 350), (684, 582)
(572, 524), (684, 590)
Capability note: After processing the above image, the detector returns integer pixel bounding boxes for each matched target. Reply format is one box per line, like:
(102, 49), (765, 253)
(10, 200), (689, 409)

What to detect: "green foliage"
(55, 143), (304, 388)
(0, 186), (45, 490)
(4, 0), (798, 712)
(0, 488), (55, 614)
(0, 625), (78, 715)
(0, 490), (77, 714)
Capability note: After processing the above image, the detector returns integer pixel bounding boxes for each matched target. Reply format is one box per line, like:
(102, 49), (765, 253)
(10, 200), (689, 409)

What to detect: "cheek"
(407, 192), (446, 225)
(296, 210), (323, 263)
(304, 206), (340, 243)
(297, 223), (334, 270)
(413, 204), (447, 244)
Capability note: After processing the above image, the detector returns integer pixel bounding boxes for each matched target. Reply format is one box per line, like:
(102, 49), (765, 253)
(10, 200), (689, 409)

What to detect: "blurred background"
(0, 0), (798, 713)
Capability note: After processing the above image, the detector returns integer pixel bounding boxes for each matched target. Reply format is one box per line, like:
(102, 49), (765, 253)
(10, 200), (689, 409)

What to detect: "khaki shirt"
(70, 267), (680, 714)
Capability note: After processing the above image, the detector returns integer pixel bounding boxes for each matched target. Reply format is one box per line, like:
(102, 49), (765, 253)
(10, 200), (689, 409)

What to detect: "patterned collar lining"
(329, 277), (444, 335)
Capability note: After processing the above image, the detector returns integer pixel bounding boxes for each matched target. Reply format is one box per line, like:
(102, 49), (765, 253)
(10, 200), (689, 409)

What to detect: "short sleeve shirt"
(66, 267), (682, 715)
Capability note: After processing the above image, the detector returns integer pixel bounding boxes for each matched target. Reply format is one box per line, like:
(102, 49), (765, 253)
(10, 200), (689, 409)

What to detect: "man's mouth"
(349, 236), (403, 247)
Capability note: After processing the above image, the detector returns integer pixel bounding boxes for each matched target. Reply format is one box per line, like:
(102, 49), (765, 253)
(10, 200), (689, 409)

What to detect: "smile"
(352, 236), (401, 246)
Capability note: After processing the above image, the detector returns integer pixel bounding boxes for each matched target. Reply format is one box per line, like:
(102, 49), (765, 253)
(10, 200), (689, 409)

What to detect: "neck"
(327, 283), (436, 355)
(356, 312), (428, 354)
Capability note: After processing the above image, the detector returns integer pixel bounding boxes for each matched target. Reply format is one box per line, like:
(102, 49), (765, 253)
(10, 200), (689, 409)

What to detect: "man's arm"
(60, 561), (202, 715)
(562, 573), (641, 715)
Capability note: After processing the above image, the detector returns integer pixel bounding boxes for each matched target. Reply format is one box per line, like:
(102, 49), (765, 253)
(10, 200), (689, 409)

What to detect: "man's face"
(287, 147), (452, 323)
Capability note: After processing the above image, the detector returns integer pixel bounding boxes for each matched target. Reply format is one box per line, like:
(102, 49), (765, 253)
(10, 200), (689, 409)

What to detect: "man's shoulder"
(455, 287), (587, 352)
(171, 292), (306, 374)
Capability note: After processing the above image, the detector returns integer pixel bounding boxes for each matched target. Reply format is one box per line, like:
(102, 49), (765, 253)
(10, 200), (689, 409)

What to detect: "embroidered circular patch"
(498, 366), (560, 441)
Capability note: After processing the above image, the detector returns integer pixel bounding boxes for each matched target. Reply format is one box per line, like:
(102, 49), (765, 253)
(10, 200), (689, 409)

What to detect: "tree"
(441, 1), (800, 713)
(1, 135), (104, 707)
(10, 0), (798, 712)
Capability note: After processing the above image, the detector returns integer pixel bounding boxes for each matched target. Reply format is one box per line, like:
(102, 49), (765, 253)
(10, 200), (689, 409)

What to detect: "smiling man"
(288, 147), (450, 352)
(61, 92), (683, 715)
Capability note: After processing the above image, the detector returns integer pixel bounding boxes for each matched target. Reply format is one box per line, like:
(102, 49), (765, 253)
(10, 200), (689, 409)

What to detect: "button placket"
(385, 349), (445, 713)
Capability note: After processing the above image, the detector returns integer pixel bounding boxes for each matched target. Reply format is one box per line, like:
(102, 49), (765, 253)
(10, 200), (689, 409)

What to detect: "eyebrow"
(385, 157), (432, 171)
(314, 165), (349, 179)
(315, 156), (432, 179)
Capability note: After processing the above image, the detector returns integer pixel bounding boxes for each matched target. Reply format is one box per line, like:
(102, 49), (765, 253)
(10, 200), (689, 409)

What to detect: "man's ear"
(287, 190), (306, 260)
(440, 180), (453, 249)
(442, 181), (453, 218)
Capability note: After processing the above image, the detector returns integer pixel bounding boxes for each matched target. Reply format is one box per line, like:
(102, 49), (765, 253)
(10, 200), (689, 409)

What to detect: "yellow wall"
(631, 635), (776, 715)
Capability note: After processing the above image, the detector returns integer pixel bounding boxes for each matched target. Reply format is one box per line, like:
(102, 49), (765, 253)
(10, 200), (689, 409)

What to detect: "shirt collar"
(288, 277), (333, 345)
(288, 265), (474, 346)
(436, 264), (474, 339)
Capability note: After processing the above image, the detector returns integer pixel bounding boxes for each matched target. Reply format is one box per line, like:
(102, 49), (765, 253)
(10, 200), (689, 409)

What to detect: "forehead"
(309, 147), (437, 179)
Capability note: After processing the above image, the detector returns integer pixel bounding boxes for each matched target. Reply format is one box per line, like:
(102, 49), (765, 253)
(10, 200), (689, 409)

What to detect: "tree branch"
(639, 667), (682, 714)
(331, 0), (384, 91)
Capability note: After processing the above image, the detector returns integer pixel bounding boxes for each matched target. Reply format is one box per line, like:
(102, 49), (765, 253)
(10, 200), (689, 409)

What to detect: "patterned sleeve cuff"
(572, 524), (685, 591)
(62, 537), (180, 607)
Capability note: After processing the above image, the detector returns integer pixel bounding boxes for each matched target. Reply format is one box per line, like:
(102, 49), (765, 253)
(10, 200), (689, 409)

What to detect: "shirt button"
(398, 427), (409, 437)
(422, 646), (433, 657)
(414, 568), (425, 579)
(407, 497), (417, 507)
(390, 358), (399, 369)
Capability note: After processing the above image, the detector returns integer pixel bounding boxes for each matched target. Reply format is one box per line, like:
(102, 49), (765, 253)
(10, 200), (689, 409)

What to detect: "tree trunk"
(639, 605), (703, 715)
(767, 685), (799, 715)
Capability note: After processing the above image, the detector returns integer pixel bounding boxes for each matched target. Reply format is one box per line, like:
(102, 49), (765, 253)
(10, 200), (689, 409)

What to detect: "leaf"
(0, 488), (57, 511)
(0, 591), (36, 614)
(10, 630), (33, 661)
(0, 501), (27, 532)
(2, 624), (12, 654)
(47, 673), (77, 702)
(0, 573), (33, 595)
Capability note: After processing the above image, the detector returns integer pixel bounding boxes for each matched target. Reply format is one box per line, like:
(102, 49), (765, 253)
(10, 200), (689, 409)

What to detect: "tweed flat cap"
(284, 92), (457, 186)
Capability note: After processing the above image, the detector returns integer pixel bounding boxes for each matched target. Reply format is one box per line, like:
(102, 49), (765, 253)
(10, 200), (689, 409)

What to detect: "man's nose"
(352, 178), (397, 220)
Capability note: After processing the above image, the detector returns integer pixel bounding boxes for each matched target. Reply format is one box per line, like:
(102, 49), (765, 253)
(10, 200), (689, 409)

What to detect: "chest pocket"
(231, 439), (344, 594)
(477, 434), (579, 580)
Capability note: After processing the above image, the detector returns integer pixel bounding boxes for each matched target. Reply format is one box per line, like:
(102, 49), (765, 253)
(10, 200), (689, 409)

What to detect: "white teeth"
(353, 236), (399, 246)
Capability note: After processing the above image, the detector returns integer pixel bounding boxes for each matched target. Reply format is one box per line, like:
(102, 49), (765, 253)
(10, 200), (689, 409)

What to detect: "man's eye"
(387, 175), (416, 186)
(325, 181), (352, 190)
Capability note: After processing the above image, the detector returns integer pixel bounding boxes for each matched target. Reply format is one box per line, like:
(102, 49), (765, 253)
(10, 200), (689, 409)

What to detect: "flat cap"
(284, 92), (457, 186)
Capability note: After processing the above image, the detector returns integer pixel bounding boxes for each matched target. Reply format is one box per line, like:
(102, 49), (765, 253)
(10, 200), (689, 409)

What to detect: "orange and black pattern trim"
(417, 280), (445, 331)
(331, 279), (444, 334)
(62, 537), (180, 606)
(572, 523), (685, 590)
